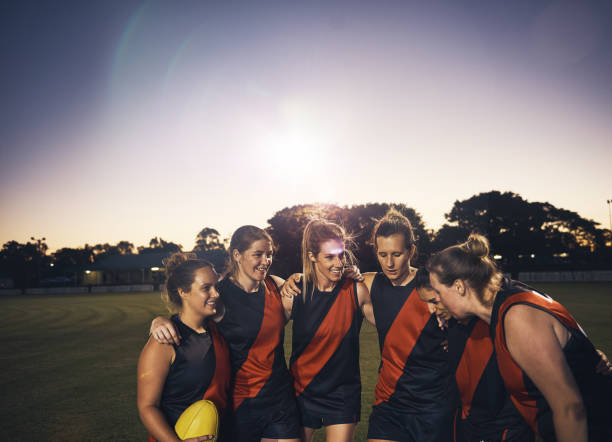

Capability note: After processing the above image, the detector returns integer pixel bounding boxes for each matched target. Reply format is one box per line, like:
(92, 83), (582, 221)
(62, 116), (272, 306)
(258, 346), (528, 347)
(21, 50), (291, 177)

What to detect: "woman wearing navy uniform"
(411, 267), (533, 442)
(428, 233), (612, 442)
(151, 226), (300, 442)
(289, 219), (374, 442)
(362, 209), (454, 442)
(447, 315), (534, 442)
(137, 253), (230, 442)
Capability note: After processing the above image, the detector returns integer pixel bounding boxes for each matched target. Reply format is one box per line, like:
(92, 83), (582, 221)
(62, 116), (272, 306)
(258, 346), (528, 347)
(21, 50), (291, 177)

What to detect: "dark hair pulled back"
(427, 233), (500, 306)
(371, 208), (417, 258)
(163, 252), (213, 313)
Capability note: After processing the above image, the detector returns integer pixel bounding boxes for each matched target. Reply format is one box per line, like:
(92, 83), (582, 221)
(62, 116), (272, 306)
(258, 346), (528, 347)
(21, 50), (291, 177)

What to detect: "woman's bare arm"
(270, 274), (293, 321)
(137, 338), (180, 441)
(504, 305), (587, 442)
(356, 280), (375, 326)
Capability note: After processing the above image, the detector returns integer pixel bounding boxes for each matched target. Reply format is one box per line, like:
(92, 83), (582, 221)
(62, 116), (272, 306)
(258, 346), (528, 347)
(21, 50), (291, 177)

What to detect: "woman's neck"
(231, 272), (260, 293)
(315, 278), (336, 292)
(391, 266), (416, 286)
(179, 310), (207, 333)
(473, 303), (493, 325)
(470, 284), (499, 325)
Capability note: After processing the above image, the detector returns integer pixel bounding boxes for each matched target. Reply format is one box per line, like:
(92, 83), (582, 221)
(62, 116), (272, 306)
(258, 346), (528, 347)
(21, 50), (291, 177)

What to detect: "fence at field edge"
(0, 284), (156, 295)
(3, 273), (612, 295)
(518, 270), (612, 282)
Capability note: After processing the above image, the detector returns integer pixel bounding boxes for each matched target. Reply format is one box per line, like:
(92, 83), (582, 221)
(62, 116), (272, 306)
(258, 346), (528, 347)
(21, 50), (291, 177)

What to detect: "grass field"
(1, 283), (610, 441)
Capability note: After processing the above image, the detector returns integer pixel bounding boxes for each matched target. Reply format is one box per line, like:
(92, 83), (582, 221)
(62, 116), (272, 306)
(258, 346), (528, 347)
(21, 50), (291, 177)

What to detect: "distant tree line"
(1, 191), (610, 288)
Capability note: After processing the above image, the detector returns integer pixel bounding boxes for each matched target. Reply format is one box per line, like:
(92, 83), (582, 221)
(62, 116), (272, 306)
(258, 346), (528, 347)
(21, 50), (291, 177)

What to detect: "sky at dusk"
(2, 0), (612, 252)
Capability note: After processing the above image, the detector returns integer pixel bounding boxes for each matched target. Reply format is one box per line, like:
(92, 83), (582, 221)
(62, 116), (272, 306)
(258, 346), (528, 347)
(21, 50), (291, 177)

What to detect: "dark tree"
(194, 228), (225, 252)
(138, 237), (182, 254)
(435, 191), (607, 274)
(91, 241), (135, 261)
(0, 237), (50, 288)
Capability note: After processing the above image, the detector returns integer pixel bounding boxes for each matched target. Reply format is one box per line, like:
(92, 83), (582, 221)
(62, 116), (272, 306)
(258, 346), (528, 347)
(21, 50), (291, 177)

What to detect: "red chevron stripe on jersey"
(494, 290), (581, 435)
(374, 287), (431, 405)
(232, 277), (285, 410)
(290, 278), (356, 395)
(202, 322), (231, 414)
(456, 319), (493, 419)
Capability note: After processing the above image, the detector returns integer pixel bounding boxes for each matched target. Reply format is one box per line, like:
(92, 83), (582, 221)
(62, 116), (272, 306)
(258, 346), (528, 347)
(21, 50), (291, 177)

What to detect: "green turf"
(0, 283), (610, 441)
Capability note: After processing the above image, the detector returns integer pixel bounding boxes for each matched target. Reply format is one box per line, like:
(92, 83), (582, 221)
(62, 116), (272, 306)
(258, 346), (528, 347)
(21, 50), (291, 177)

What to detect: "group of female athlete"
(137, 209), (612, 442)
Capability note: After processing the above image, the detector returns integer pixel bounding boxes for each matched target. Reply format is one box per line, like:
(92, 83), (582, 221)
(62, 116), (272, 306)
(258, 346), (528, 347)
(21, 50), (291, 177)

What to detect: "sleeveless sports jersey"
(370, 272), (451, 410)
(448, 317), (533, 442)
(490, 278), (612, 442)
(215, 276), (294, 411)
(290, 277), (363, 421)
(147, 315), (231, 442)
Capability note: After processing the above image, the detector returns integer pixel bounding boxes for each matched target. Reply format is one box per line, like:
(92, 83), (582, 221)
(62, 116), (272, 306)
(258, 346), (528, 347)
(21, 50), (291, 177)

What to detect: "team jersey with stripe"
(370, 272), (451, 411)
(215, 276), (294, 411)
(147, 314), (230, 442)
(448, 317), (532, 442)
(290, 277), (363, 416)
(490, 278), (612, 442)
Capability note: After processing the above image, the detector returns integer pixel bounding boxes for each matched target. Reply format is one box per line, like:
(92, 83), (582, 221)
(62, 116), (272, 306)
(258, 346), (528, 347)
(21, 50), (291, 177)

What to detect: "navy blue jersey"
(491, 279), (612, 442)
(290, 277), (362, 420)
(368, 272), (453, 442)
(152, 314), (230, 442)
(448, 317), (533, 442)
(215, 276), (294, 411)
(370, 272), (451, 410)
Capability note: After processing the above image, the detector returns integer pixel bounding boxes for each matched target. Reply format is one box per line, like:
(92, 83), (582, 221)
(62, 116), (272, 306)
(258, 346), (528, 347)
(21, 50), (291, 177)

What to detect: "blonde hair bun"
(463, 233), (490, 259)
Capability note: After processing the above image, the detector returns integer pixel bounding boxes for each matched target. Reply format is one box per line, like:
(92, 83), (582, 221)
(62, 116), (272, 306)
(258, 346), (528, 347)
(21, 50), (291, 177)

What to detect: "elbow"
(558, 400), (587, 423)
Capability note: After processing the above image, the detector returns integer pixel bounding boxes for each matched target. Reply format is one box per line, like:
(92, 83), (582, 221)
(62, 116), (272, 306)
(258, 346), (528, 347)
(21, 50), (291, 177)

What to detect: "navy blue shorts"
(299, 407), (359, 430)
(367, 402), (453, 442)
(231, 395), (301, 441)
(296, 387), (360, 430)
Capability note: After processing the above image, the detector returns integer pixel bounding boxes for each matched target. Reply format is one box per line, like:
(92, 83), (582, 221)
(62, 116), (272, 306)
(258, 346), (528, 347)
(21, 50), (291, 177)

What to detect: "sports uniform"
(290, 277), (363, 429)
(491, 278), (612, 442)
(215, 276), (300, 441)
(148, 315), (231, 442)
(367, 272), (454, 442)
(448, 317), (533, 442)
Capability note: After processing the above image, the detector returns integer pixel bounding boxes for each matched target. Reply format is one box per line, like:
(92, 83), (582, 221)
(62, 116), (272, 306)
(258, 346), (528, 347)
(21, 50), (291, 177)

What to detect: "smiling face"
(234, 238), (273, 285)
(180, 266), (220, 318)
(429, 271), (471, 321)
(375, 233), (414, 285)
(310, 238), (346, 288)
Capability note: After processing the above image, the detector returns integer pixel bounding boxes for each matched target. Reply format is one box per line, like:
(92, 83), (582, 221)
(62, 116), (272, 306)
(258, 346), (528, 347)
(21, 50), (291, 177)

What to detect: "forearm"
(552, 402), (587, 442)
(139, 405), (180, 442)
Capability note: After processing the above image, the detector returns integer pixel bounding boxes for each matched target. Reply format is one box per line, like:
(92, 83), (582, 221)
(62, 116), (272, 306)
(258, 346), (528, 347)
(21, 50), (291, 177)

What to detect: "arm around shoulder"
(270, 274), (294, 321)
(362, 272), (376, 292)
(356, 280), (375, 326)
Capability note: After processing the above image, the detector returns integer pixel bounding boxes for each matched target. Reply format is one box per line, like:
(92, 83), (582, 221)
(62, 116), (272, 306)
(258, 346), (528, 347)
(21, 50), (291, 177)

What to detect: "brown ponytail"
(427, 233), (500, 306)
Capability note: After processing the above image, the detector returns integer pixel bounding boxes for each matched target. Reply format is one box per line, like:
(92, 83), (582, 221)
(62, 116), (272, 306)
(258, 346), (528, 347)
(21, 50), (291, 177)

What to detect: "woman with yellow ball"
(137, 253), (230, 441)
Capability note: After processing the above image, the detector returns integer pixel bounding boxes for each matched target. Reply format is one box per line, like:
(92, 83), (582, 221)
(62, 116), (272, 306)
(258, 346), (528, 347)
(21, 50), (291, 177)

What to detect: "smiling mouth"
(255, 266), (268, 272)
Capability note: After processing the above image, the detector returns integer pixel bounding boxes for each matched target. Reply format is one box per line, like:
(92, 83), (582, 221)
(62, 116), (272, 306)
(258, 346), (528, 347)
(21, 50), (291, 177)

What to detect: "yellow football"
(174, 399), (219, 441)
